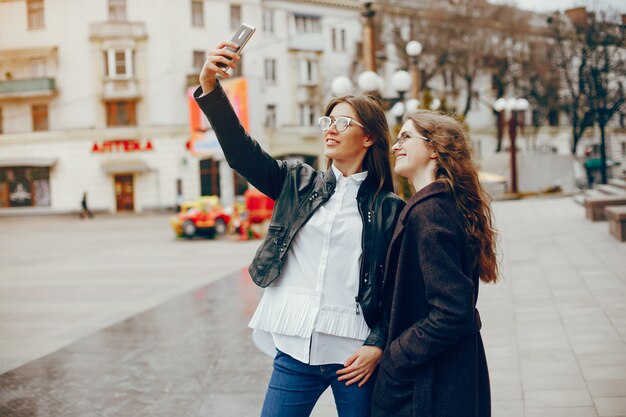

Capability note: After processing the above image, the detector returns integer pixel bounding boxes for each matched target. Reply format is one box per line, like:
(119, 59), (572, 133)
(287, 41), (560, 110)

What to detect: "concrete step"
(595, 184), (626, 196)
(584, 188), (608, 198)
(574, 194), (586, 205)
(609, 178), (626, 190)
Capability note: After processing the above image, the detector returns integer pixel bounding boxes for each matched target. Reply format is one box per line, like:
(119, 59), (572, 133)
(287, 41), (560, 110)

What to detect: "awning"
(101, 159), (152, 174)
(0, 158), (58, 168)
(189, 130), (224, 158)
(478, 171), (506, 184)
(0, 46), (58, 60)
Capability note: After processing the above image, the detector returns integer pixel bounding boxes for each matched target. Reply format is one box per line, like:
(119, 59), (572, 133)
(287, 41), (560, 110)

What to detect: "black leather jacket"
(194, 83), (405, 348)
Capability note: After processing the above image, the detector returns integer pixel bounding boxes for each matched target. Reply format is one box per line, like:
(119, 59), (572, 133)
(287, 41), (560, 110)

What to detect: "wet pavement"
(0, 269), (272, 416)
(1, 197), (626, 417)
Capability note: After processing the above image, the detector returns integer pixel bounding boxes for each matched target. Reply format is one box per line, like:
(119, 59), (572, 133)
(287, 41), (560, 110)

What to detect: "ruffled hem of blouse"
(248, 289), (370, 341)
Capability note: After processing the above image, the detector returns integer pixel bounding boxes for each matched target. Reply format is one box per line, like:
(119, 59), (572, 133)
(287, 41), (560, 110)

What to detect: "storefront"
(0, 159), (56, 208)
(100, 158), (153, 212)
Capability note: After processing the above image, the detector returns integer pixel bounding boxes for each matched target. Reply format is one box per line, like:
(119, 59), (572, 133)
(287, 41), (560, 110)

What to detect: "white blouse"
(248, 165), (370, 365)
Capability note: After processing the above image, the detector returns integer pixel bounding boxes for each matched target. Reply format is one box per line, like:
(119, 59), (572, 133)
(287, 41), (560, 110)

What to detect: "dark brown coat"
(372, 182), (491, 417)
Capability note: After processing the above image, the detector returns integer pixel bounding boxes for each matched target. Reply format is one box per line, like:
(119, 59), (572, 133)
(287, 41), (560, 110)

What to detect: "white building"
(0, 0), (363, 213)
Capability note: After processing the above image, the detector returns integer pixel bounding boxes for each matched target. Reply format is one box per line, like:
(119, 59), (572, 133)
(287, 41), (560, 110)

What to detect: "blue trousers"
(260, 350), (376, 417)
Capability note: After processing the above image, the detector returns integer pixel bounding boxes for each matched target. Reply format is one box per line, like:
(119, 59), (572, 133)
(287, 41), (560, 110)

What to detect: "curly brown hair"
(405, 111), (499, 283)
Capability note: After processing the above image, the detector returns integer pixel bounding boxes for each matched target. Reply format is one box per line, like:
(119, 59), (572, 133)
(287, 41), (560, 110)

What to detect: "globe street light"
(405, 98), (420, 114)
(390, 101), (406, 124)
(406, 40), (422, 100)
(358, 71), (384, 93)
(494, 97), (529, 194)
(391, 70), (412, 102)
(331, 76), (353, 97)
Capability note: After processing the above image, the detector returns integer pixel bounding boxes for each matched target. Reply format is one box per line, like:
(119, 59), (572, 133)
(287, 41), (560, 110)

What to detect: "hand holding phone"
(216, 23), (256, 70)
(199, 23), (255, 94)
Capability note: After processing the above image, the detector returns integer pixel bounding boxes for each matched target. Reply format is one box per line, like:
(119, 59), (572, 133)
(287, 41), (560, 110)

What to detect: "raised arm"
(193, 42), (287, 200)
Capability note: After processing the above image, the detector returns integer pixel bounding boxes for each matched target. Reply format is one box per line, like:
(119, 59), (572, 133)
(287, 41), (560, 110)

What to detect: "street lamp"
(391, 70), (412, 102)
(494, 97), (529, 194)
(405, 98), (420, 114)
(330, 76), (353, 97)
(405, 40), (422, 100)
(357, 71), (384, 93)
(360, 0), (377, 72)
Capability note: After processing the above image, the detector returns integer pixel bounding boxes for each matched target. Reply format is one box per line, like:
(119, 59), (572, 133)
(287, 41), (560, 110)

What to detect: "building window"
(0, 166), (51, 208)
(233, 172), (248, 197)
(27, 0), (44, 29)
(232, 56), (243, 77)
(298, 59), (318, 85)
(105, 49), (134, 78)
(294, 15), (321, 33)
(548, 109), (559, 127)
(264, 59), (276, 83)
(230, 4), (241, 30)
(108, 0), (126, 21)
(200, 159), (220, 197)
(299, 103), (316, 127)
(193, 50), (205, 72)
(265, 104), (276, 128)
(29, 58), (46, 78)
(263, 9), (274, 33)
(331, 28), (346, 52)
(32, 104), (48, 131)
(340, 29), (346, 51)
(621, 141), (625, 157)
(106, 101), (137, 127)
(191, 0), (204, 27)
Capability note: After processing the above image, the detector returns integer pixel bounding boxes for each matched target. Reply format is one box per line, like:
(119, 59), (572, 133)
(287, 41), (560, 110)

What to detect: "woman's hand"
(199, 41), (241, 94)
(336, 345), (383, 387)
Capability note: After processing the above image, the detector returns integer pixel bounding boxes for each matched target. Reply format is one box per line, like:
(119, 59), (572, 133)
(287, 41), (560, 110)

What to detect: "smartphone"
(217, 23), (256, 70)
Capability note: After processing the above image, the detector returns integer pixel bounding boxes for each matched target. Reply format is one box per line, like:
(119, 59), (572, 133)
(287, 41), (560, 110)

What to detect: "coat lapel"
(382, 182), (450, 293)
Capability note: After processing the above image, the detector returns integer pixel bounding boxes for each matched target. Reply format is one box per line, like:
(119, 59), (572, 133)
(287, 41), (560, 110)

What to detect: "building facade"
(0, 0), (362, 213)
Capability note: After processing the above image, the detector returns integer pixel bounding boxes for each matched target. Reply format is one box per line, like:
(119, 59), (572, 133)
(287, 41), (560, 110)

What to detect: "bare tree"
(583, 11), (625, 183)
(549, 9), (596, 155)
(517, 39), (563, 149)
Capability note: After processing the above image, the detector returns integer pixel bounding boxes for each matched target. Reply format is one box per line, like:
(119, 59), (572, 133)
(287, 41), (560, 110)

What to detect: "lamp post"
(360, 1), (377, 72)
(405, 40), (422, 100)
(494, 97), (529, 194)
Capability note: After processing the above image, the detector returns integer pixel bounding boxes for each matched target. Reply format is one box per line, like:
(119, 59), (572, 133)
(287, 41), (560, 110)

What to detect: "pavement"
(0, 196), (625, 417)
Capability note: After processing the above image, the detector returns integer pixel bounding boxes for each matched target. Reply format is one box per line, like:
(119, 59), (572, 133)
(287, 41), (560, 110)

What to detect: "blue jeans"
(260, 350), (376, 417)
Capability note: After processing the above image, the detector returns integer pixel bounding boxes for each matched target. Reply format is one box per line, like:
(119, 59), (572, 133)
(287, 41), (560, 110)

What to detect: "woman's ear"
(363, 136), (373, 149)
(430, 151), (437, 159)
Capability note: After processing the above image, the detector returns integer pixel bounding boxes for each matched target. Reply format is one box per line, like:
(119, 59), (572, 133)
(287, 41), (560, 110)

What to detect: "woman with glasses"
(371, 111), (496, 417)
(195, 42), (404, 417)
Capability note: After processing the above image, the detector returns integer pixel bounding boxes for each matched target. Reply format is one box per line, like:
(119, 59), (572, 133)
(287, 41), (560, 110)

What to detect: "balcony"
(89, 21), (147, 41)
(102, 78), (140, 100)
(288, 33), (324, 52)
(0, 78), (56, 100)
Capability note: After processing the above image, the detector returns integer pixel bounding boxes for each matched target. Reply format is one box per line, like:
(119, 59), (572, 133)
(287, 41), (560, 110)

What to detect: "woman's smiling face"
(392, 120), (434, 179)
(323, 103), (372, 164)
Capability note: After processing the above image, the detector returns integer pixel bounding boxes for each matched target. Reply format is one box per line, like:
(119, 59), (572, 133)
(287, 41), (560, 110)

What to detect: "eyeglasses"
(318, 116), (364, 133)
(394, 132), (431, 148)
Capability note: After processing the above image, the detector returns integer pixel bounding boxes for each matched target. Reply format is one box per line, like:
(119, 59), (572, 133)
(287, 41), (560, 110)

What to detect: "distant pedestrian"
(371, 111), (496, 417)
(80, 192), (93, 219)
(175, 192), (184, 213)
(194, 41), (405, 417)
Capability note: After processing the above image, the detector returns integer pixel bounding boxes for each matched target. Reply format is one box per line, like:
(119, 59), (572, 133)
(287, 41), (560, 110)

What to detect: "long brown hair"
(405, 111), (498, 283)
(324, 95), (394, 196)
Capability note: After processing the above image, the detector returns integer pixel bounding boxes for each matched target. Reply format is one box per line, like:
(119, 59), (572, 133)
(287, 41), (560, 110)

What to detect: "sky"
(494, 0), (626, 13)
